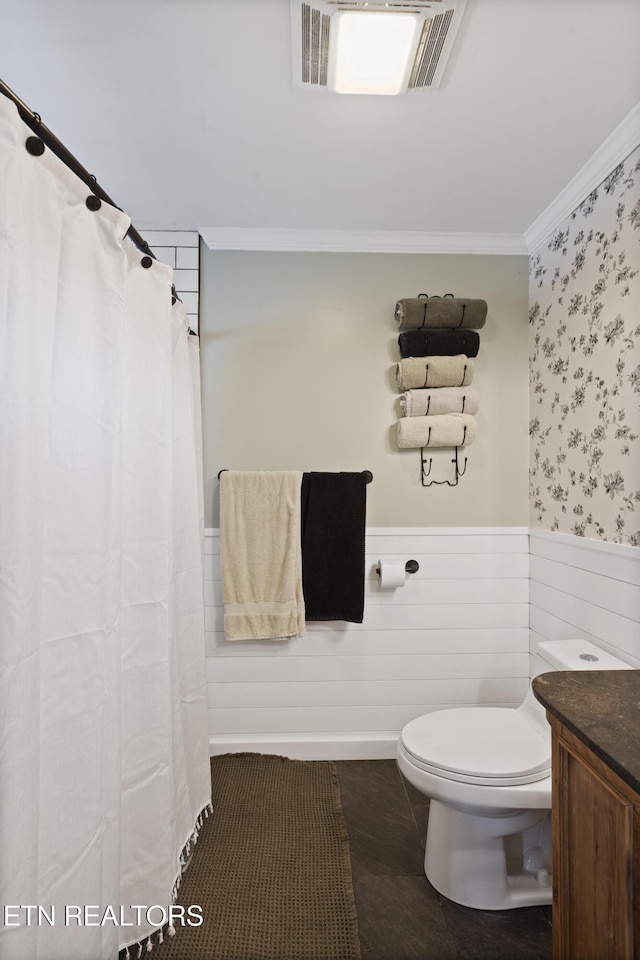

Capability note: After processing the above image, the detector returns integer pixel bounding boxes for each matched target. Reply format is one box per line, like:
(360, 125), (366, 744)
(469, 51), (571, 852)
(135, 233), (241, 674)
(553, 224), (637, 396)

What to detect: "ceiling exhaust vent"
(291, 0), (467, 94)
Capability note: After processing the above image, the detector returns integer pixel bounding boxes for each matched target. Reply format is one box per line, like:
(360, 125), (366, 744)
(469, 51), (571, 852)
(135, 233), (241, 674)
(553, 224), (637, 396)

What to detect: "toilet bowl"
(397, 638), (633, 910)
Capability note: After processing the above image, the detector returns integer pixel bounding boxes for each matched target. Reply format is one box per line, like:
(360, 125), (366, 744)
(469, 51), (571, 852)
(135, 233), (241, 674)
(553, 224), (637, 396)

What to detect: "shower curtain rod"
(0, 77), (193, 329)
(0, 78), (156, 259)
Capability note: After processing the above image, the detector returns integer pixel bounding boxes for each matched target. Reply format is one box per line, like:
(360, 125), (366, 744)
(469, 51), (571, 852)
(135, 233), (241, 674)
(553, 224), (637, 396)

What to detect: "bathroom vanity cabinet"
(532, 669), (640, 960)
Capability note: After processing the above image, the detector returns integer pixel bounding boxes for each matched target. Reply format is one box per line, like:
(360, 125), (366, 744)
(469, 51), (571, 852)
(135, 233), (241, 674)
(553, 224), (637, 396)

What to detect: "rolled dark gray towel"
(398, 329), (479, 359)
(395, 297), (487, 331)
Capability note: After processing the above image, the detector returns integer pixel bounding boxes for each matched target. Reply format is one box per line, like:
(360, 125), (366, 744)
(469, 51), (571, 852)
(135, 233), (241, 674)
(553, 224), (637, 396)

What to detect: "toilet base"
(425, 799), (552, 910)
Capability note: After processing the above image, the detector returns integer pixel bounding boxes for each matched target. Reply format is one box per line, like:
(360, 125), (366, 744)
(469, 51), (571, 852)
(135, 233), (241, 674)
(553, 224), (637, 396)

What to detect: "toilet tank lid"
(537, 639), (634, 672)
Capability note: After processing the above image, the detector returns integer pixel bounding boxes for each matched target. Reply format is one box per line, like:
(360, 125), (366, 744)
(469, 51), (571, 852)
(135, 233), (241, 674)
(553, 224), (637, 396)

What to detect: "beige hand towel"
(220, 471), (306, 641)
(395, 297), (487, 331)
(396, 355), (474, 391)
(397, 414), (477, 449)
(399, 386), (480, 417)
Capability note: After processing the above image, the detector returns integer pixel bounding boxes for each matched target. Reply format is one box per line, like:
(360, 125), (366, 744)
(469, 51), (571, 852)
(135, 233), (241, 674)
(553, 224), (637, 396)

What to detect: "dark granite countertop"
(532, 670), (640, 795)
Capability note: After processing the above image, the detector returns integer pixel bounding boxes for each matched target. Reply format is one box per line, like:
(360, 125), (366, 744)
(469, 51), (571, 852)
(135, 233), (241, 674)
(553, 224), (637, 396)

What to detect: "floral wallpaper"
(529, 145), (640, 545)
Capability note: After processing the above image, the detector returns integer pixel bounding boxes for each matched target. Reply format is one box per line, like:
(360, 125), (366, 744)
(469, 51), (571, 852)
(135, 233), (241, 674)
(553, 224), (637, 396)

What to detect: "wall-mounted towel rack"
(421, 361), (468, 388)
(421, 437), (467, 487)
(417, 293), (469, 330)
(420, 393), (471, 416)
(394, 293), (484, 489)
(217, 469), (374, 483)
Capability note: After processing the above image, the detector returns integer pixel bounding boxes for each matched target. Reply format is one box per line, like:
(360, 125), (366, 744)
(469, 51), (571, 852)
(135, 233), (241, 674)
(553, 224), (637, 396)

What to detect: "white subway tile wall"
(144, 230), (199, 333)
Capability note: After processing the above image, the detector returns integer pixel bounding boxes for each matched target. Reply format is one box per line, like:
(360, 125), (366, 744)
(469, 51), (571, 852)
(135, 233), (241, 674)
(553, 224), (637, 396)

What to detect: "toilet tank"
(536, 638), (634, 674)
(519, 638), (633, 731)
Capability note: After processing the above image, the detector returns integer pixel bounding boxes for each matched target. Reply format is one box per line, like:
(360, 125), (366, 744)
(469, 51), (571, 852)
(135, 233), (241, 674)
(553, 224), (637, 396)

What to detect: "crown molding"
(200, 105), (640, 260)
(198, 227), (527, 256)
(525, 101), (640, 255)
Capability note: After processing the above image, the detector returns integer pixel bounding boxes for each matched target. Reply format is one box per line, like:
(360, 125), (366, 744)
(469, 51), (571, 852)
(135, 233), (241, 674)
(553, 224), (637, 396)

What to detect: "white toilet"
(397, 638), (633, 911)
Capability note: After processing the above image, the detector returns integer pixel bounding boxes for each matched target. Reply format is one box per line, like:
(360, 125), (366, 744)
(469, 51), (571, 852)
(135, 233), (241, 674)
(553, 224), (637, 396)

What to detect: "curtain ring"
(25, 136), (45, 156)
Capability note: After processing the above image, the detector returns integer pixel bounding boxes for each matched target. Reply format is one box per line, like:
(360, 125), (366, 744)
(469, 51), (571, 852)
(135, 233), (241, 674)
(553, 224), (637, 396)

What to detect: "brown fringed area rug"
(157, 753), (361, 960)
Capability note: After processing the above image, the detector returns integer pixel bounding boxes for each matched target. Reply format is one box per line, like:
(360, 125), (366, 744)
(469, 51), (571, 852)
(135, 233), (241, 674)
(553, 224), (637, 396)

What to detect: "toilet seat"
(401, 708), (551, 787)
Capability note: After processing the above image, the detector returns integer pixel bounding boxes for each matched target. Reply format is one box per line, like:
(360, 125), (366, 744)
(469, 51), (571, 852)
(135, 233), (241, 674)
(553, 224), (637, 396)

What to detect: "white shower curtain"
(0, 96), (211, 960)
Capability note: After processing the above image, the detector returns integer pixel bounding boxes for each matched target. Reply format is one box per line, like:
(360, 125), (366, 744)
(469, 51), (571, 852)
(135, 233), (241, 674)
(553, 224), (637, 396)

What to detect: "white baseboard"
(209, 733), (398, 761)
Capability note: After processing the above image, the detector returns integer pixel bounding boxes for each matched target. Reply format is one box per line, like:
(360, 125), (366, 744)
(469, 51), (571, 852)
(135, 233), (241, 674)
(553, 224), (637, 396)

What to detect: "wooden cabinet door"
(553, 733), (635, 960)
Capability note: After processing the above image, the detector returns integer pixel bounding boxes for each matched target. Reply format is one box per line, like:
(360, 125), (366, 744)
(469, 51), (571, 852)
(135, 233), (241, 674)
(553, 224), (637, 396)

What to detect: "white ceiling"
(2, 0), (640, 242)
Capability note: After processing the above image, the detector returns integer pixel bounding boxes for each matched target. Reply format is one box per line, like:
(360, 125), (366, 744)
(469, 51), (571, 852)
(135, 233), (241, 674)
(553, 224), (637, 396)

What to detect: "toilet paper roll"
(377, 560), (406, 590)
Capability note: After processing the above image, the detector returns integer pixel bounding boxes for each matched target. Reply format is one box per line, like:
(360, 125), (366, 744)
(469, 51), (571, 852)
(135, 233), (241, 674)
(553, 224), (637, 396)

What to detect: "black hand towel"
(398, 328), (480, 359)
(301, 472), (367, 623)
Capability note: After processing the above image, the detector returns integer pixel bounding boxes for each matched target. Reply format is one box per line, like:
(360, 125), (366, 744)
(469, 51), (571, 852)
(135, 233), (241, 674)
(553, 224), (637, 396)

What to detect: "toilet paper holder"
(376, 560), (419, 576)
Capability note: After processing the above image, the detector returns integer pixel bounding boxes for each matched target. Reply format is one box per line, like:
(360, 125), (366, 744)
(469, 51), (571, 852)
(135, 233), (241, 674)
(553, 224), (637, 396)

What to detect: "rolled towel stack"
(396, 297), (487, 331)
(396, 355), (473, 391)
(399, 386), (480, 418)
(398, 329), (479, 359)
(397, 413), (477, 449)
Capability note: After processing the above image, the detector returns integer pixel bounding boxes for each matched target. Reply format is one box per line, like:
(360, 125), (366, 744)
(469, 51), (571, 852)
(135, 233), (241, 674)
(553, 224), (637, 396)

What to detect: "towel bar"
(217, 469), (373, 483)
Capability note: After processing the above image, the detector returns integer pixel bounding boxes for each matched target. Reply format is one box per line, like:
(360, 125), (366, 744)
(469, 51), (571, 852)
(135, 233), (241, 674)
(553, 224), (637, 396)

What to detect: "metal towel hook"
(415, 292), (458, 330)
(420, 426), (468, 487)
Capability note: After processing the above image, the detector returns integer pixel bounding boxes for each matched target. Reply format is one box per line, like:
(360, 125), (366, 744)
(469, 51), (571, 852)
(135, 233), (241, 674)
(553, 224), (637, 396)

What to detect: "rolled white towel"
(399, 386), (480, 417)
(397, 413), (477, 449)
(396, 355), (473, 391)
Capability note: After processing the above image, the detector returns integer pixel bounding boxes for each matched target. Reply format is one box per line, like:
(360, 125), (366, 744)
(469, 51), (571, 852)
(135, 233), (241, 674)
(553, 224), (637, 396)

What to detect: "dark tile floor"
(335, 760), (552, 960)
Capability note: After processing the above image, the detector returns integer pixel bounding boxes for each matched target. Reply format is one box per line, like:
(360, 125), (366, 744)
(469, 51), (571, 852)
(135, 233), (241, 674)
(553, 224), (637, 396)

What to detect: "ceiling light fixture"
(332, 12), (420, 96)
(291, 0), (468, 96)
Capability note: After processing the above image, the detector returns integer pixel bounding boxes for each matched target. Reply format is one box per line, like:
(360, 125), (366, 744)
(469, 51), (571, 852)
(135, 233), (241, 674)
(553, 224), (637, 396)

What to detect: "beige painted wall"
(200, 249), (529, 527)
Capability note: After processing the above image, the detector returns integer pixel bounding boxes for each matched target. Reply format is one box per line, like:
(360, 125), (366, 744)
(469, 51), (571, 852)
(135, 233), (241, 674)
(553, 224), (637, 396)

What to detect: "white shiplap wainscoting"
(529, 530), (640, 674)
(205, 527), (529, 760)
